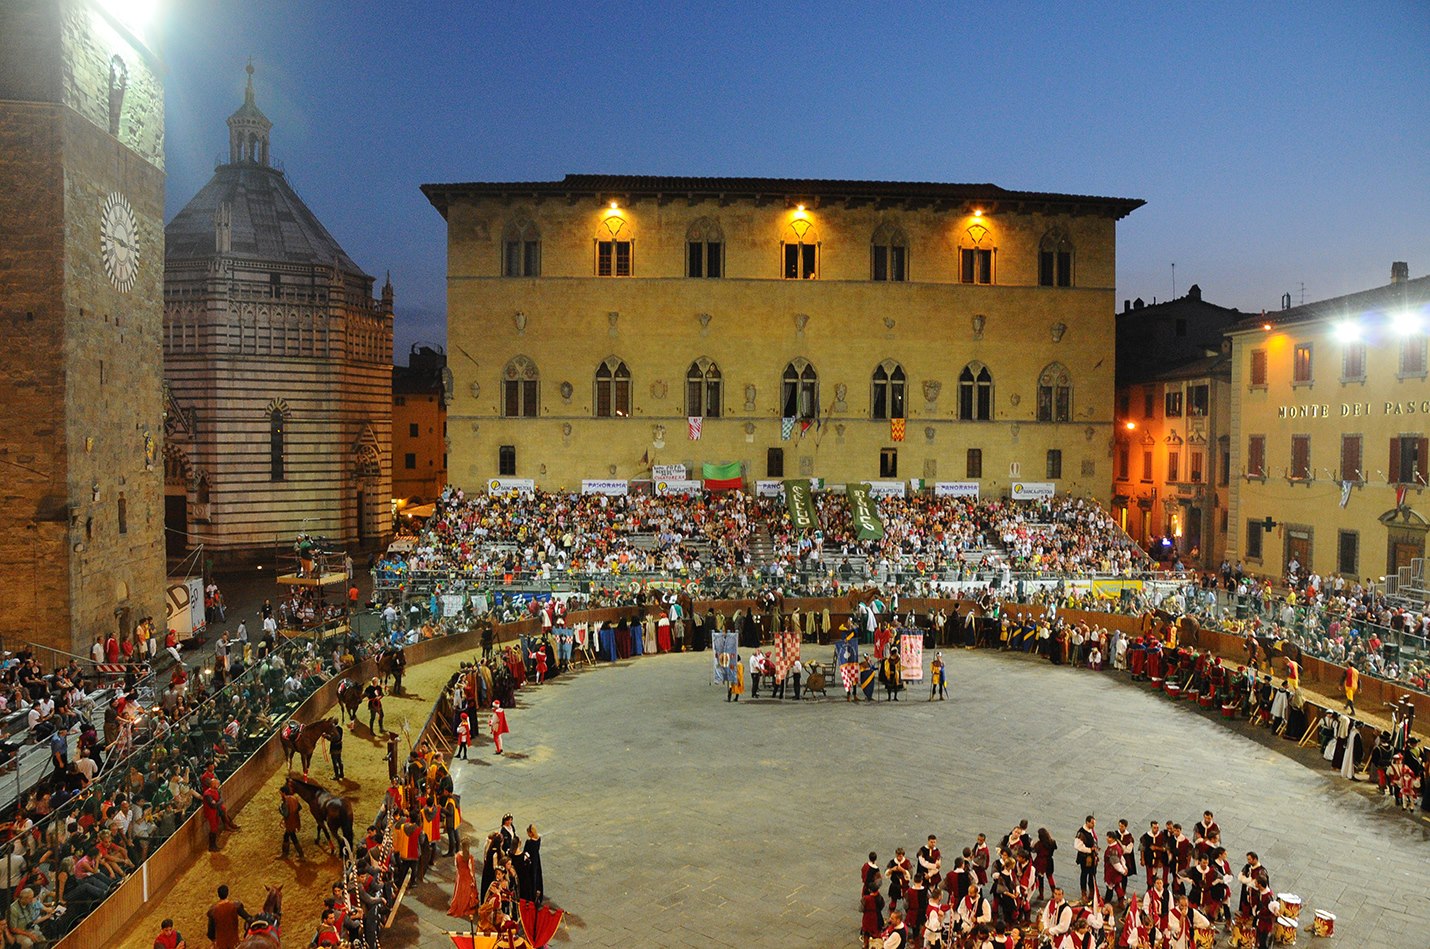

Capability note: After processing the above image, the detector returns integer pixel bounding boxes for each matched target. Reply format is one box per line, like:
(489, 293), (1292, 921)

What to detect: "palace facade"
(1226, 265), (1430, 585)
(424, 175), (1143, 494)
(1112, 286), (1244, 566)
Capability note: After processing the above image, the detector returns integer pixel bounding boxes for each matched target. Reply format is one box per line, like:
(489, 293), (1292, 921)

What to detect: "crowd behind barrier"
(0, 609), (472, 946)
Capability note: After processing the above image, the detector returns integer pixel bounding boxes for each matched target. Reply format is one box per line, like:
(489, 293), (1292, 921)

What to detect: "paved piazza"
(404, 648), (1428, 948)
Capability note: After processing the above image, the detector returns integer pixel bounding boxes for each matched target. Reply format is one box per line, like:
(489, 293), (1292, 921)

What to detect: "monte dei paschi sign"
(1279, 399), (1430, 420)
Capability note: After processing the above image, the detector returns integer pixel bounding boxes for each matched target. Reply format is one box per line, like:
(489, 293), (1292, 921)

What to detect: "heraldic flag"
(688, 416), (702, 440)
(702, 461), (743, 491)
(891, 417), (905, 441)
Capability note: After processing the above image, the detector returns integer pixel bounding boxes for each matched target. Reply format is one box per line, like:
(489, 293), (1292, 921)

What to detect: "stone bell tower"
(0, 0), (167, 653)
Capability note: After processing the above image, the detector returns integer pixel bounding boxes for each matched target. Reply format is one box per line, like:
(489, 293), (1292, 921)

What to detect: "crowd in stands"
(0, 630), (332, 944)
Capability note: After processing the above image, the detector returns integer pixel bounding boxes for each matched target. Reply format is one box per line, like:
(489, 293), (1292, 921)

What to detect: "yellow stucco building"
(1226, 265), (1430, 584)
(423, 175), (1142, 495)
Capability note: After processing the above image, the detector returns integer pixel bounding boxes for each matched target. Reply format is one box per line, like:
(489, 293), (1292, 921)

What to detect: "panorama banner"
(580, 479), (629, 496)
(934, 481), (981, 498)
(755, 480), (785, 498)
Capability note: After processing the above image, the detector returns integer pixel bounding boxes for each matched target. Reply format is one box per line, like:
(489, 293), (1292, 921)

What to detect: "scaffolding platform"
(276, 571), (347, 588)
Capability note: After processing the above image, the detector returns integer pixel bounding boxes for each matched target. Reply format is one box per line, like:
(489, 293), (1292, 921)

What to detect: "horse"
(335, 679), (363, 724)
(236, 883), (282, 948)
(376, 647), (407, 694)
(279, 719), (341, 775)
(288, 774), (354, 854)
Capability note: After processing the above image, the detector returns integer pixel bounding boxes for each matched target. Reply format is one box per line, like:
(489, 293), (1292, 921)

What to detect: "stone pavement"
(397, 648), (1429, 948)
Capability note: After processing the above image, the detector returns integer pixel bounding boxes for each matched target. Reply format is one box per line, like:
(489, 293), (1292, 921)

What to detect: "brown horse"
(236, 883), (282, 949)
(279, 719), (341, 775)
(335, 679), (363, 723)
(376, 647), (407, 694)
(288, 774), (354, 853)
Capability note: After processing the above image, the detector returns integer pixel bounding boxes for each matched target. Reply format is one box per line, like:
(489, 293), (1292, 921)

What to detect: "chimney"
(1124, 299), (1130, 313)
(1391, 261), (1409, 284)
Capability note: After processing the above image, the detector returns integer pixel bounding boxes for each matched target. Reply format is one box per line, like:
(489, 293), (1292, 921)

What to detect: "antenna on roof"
(1171, 262), (1176, 299)
(1297, 282), (1306, 306)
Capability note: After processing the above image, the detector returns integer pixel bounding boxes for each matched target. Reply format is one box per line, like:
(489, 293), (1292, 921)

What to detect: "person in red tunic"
(152, 917), (186, 949)
(202, 778), (227, 851)
(490, 701), (510, 755)
(1103, 830), (1128, 904)
(861, 879), (886, 949)
(656, 612), (673, 653)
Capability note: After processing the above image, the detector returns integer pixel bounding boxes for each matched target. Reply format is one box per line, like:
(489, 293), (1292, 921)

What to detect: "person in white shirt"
(791, 658), (804, 700)
(1039, 887), (1073, 939)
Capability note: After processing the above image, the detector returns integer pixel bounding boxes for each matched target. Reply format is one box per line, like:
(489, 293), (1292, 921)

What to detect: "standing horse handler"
(203, 777), (239, 851)
(279, 782), (305, 860)
(364, 677), (386, 734)
(490, 701), (510, 755)
(329, 723), (344, 780)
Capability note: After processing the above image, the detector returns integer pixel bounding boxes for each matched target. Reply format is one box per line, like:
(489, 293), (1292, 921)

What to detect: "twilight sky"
(154, 1), (1430, 358)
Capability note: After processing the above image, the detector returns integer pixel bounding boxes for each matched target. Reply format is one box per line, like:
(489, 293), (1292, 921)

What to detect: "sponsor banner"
(785, 479), (816, 531)
(651, 464), (687, 481)
(845, 482), (884, 540)
(934, 481), (981, 498)
(655, 479), (703, 496)
(866, 480), (906, 498)
(166, 576), (205, 641)
(755, 480), (785, 498)
(581, 479), (629, 496)
(488, 478), (536, 496)
(1010, 481), (1055, 500)
(441, 594), (465, 617)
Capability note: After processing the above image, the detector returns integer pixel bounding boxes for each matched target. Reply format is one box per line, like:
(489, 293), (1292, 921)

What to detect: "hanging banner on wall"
(755, 480), (784, 498)
(935, 481), (981, 498)
(845, 482), (884, 540)
(655, 479), (704, 496)
(488, 478), (536, 496)
(580, 480), (629, 496)
(652, 464), (687, 481)
(785, 479), (816, 531)
(1010, 482), (1056, 500)
(866, 480), (907, 498)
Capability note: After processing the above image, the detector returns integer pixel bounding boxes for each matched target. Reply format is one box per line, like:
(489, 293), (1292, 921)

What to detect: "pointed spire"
(227, 62), (272, 165)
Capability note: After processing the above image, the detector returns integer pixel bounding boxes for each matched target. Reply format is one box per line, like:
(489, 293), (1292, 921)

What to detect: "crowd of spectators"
(0, 632), (331, 944)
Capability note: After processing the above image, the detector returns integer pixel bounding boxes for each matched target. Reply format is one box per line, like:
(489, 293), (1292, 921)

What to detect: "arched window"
(269, 409), (286, 481)
(687, 218), (724, 278)
(870, 224), (908, 282)
(502, 219), (541, 277)
(1037, 363), (1072, 422)
(782, 220), (818, 279)
(117, 492), (128, 535)
(594, 357), (632, 418)
(781, 359), (819, 418)
(1039, 228), (1074, 287)
(502, 356), (539, 418)
(596, 214), (632, 277)
(686, 358), (722, 417)
(871, 360), (906, 419)
(958, 363), (994, 421)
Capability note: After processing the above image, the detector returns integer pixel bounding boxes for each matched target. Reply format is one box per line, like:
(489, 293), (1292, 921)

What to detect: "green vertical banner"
(785, 479), (815, 531)
(846, 482), (884, 540)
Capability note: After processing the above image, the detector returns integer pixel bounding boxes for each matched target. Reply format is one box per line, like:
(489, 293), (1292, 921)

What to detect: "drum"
(1199, 693), (1215, 708)
(1230, 918), (1258, 948)
(1195, 927), (1216, 949)
(1166, 683), (1182, 699)
(1274, 916), (1299, 945)
(1311, 911), (1335, 937)
(1279, 894), (1303, 920)
(1221, 702), (1238, 719)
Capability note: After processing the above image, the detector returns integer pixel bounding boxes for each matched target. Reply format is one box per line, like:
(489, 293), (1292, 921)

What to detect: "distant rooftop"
(1233, 269), (1430, 332)
(422, 173), (1144, 220)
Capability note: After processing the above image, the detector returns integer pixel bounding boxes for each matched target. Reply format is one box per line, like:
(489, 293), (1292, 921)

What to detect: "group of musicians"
(861, 811), (1292, 949)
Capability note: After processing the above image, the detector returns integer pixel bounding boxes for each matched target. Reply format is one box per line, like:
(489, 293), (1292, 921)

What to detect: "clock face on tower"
(100, 191), (139, 292)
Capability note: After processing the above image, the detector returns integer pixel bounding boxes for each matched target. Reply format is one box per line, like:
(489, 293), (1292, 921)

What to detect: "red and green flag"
(702, 461), (743, 491)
